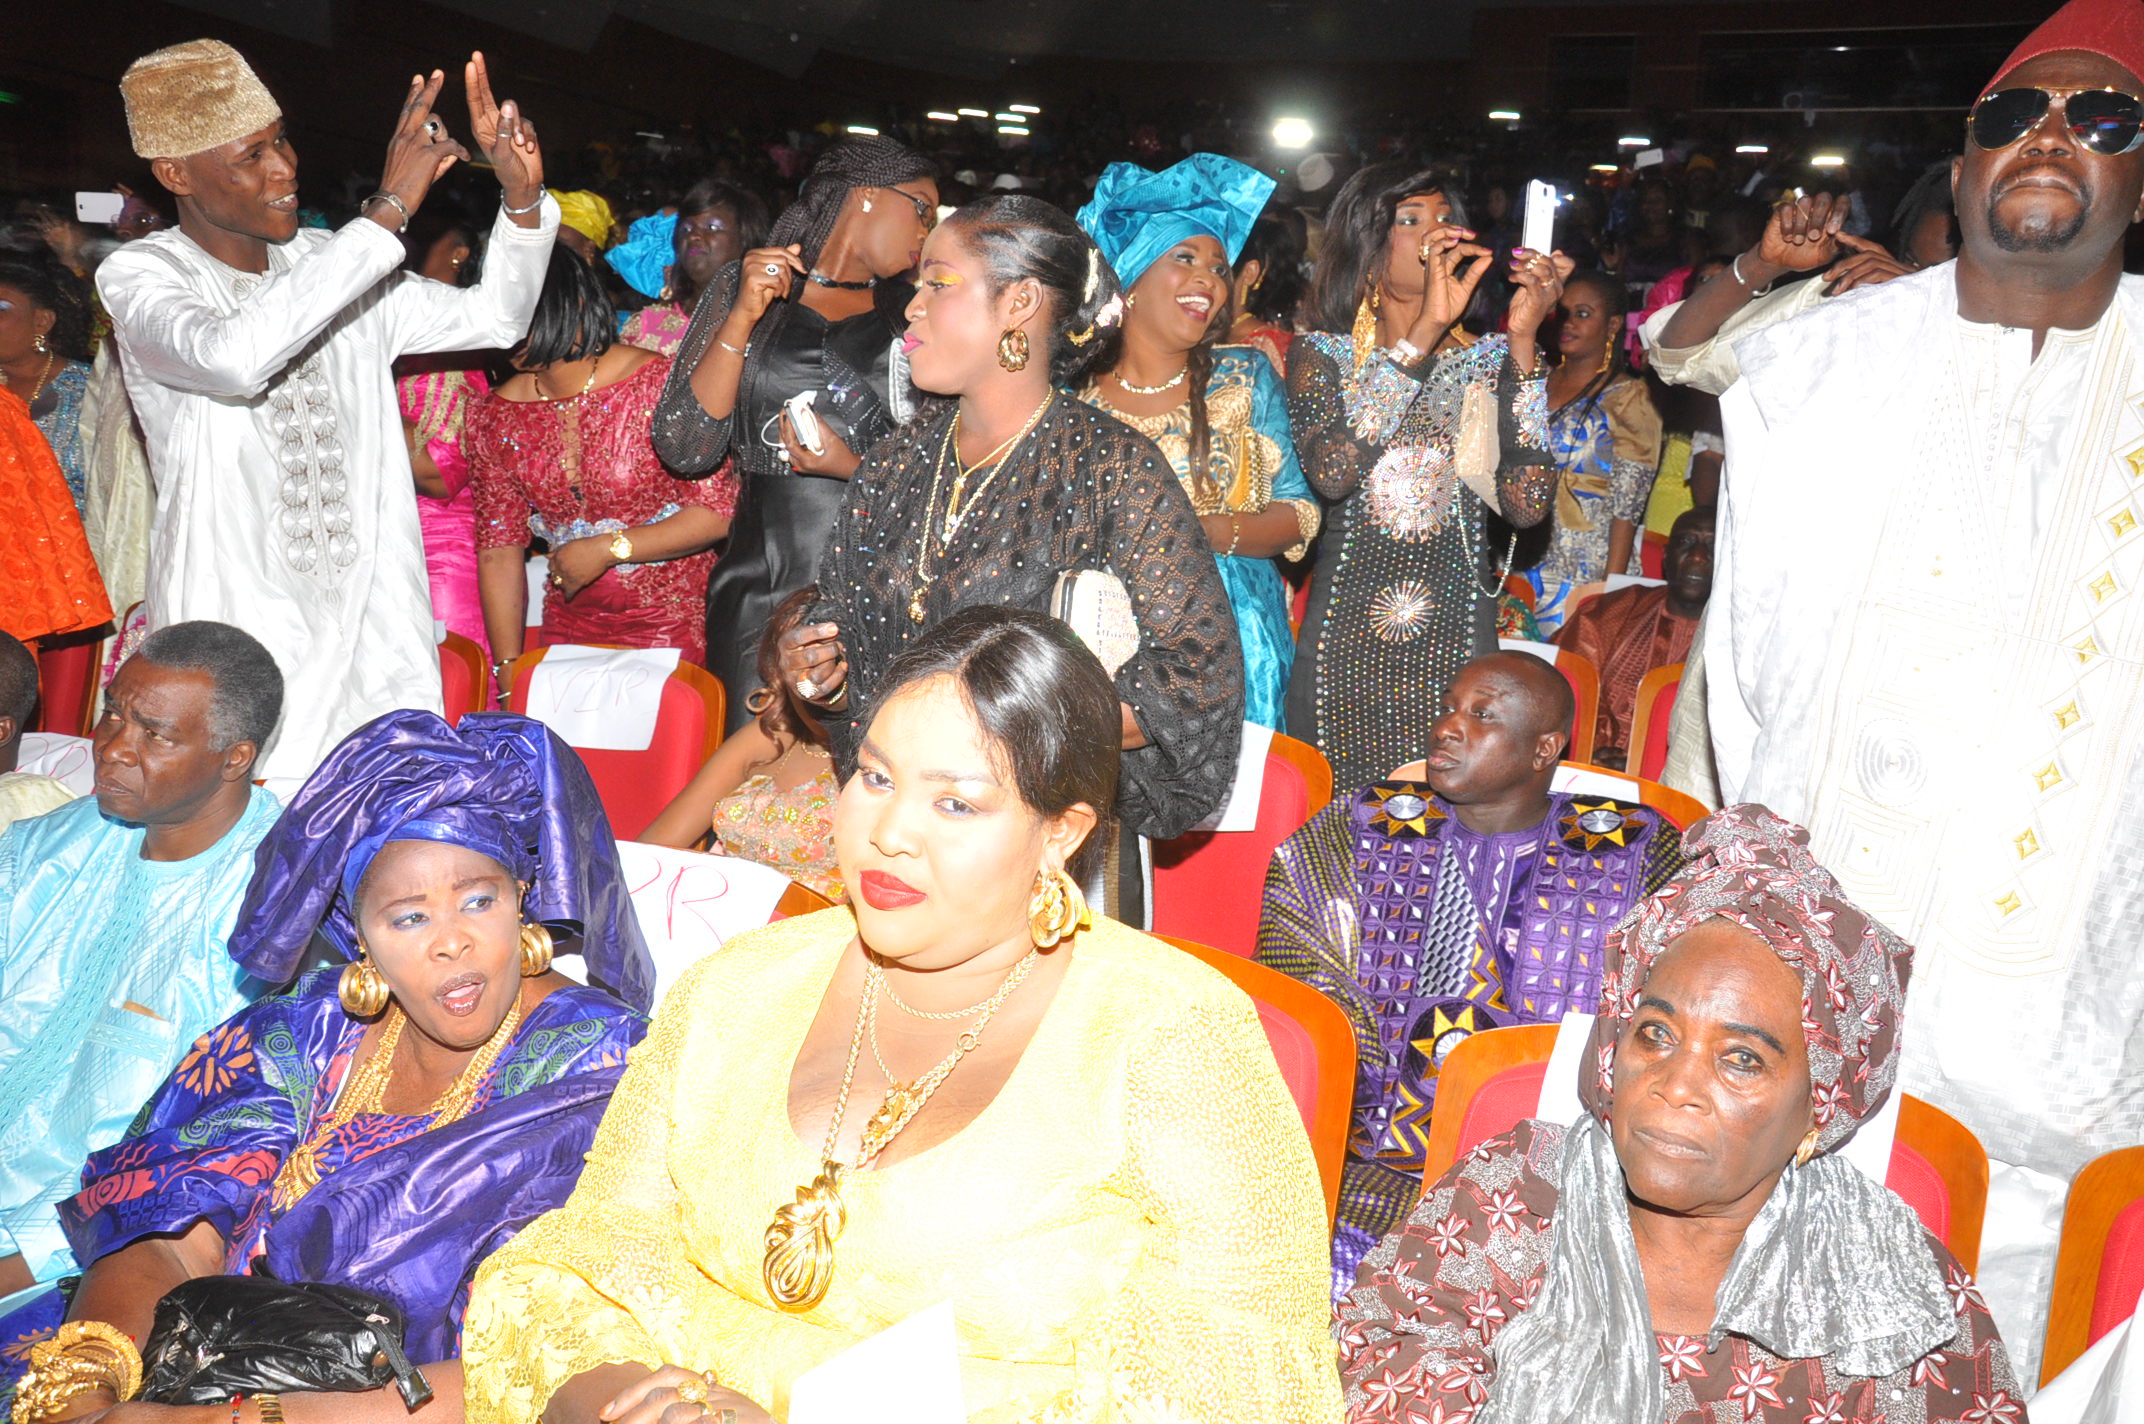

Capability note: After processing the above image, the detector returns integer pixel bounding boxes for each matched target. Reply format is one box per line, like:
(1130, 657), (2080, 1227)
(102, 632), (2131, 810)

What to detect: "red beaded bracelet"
(229, 1396), (247, 1424)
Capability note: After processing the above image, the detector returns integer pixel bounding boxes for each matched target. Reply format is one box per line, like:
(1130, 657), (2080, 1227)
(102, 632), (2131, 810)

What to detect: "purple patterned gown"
(1255, 780), (1682, 1287)
(0, 971), (642, 1382)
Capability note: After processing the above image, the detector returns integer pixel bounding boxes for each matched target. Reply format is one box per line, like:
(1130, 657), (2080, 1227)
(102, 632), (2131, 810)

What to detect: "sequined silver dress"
(1284, 333), (1554, 788)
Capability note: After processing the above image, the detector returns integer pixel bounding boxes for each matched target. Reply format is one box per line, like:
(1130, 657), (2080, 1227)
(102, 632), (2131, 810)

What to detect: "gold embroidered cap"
(121, 39), (282, 159)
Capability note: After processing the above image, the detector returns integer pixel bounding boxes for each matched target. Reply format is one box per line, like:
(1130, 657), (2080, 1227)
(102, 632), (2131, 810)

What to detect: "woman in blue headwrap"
(1077, 155), (1319, 731)
(0, 711), (652, 1424)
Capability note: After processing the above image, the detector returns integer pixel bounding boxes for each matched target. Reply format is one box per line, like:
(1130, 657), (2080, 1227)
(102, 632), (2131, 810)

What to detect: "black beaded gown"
(811, 395), (1246, 850)
(1284, 331), (1555, 789)
(652, 262), (913, 730)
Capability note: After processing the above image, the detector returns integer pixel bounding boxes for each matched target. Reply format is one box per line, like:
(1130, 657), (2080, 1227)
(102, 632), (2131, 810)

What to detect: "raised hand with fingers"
(1823, 233), (1915, 294)
(465, 51), (545, 219)
(369, 70), (471, 234)
(1404, 223), (1493, 354)
(1757, 191), (1849, 275)
(1504, 247), (1575, 372)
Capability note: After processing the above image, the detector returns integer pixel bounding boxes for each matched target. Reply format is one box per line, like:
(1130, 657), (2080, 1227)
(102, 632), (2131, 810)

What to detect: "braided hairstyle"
(768, 136), (934, 270)
(940, 195), (1125, 385)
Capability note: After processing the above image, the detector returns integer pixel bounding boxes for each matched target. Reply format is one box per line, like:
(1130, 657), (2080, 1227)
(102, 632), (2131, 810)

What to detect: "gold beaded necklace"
(763, 949), (1039, 1310)
(269, 992), (526, 1212)
(905, 394), (1055, 623)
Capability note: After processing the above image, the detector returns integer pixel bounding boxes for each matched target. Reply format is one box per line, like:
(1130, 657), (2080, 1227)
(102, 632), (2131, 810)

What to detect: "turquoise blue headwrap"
(605, 211), (679, 301)
(1076, 154), (1276, 291)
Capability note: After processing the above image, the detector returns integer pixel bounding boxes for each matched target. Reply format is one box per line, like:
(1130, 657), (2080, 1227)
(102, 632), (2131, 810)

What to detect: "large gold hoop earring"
(339, 952), (391, 1018)
(1027, 868), (1091, 949)
(519, 921), (555, 978)
(997, 327), (1031, 372)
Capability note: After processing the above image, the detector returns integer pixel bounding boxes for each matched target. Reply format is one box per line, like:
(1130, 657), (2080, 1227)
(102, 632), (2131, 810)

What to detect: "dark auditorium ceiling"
(174, 0), (1789, 77)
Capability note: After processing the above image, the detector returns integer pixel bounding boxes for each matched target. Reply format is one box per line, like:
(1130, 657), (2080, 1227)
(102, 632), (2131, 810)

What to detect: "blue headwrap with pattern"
(1076, 153), (1276, 290)
(227, 710), (655, 1011)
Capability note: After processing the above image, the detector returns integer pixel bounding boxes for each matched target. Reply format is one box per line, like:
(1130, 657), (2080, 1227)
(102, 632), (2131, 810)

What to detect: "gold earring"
(1027, 868), (1091, 949)
(997, 327), (1030, 372)
(519, 921), (554, 977)
(32, 335), (48, 354)
(1793, 1128), (1820, 1168)
(339, 952), (391, 1018)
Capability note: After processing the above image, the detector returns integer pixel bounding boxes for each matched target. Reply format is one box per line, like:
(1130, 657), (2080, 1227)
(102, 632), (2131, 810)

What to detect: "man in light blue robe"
(0, 621), (285, 1302)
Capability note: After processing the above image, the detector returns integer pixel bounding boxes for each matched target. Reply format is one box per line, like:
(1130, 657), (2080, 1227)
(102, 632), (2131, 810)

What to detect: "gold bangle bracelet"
(255, 1394), (286, 1424)
(10, 1321), (143, 1424)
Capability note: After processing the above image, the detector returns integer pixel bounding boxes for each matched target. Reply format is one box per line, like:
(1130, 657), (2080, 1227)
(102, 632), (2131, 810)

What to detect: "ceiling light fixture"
(1009, 104), (1040, 115)
(1735, 143), (1770, 154)
(957, 108), (987, 118)
(999, 125), (1031, 137)
(845, 125), (879, 136)
(926, 111), (958, 122)
(1488, 109), (1521, 122)
(1810, 153), (1847, 167)
(1618, 135), (1651, 148)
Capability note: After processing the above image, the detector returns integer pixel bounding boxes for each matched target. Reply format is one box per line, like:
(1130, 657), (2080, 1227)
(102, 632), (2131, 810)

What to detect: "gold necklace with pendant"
(762, 948), (1039, 1310)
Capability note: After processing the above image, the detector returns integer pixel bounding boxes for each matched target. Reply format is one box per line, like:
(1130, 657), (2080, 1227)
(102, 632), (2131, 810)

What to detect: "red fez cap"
(1993, 0), (2144, 89)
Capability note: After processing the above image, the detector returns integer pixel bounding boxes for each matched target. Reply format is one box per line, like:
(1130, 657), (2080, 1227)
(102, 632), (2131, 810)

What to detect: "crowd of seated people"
(3, 0), (2140, 1417)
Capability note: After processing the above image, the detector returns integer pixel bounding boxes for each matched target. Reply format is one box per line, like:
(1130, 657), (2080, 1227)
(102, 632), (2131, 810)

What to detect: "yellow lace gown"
(462, 909), (1343, 1423)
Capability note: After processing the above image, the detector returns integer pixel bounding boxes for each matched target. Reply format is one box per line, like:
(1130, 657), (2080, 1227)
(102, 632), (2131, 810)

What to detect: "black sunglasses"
(887, 186), (938, 230)
(1969, 86), (2144, 156)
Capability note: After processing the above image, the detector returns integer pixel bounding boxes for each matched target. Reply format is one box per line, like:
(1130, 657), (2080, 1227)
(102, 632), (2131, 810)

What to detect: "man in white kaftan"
(1705, 4), (2144, 1379)
(98, 40), (556, 779)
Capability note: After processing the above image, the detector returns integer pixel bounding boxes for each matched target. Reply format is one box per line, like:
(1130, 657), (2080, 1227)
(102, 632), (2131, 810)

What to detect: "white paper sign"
(1189, 720), (1273, 833)
(524, 645), (681, 751)
(789, 1301), (966, 1424)
(614, 840), (796, 1001)
(16, 733), (94, 794)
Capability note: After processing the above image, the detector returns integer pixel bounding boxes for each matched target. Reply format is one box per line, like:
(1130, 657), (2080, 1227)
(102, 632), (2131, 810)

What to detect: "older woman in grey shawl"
(1335, 803), (2029, 1424)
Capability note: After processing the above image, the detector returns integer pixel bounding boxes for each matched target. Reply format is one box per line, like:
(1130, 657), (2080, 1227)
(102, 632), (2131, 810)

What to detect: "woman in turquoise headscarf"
(1077, 155), (1317, 731)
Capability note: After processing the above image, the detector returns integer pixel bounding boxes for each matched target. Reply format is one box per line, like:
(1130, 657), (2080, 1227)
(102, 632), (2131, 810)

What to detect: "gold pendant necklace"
(269, 992), (526, 1213)
(906, 395), (1055, 623)
(762, 949), (1039, 1310)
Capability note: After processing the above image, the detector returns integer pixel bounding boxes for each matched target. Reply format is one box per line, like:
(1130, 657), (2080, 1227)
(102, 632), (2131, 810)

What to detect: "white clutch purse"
(1050, 569), (1141, 677)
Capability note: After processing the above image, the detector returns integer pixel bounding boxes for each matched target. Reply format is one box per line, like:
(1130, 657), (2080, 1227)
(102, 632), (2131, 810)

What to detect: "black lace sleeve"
(650, 261), (743, 475)
(807, 401), (1245, 841)
(1090, 416), (1246, 840)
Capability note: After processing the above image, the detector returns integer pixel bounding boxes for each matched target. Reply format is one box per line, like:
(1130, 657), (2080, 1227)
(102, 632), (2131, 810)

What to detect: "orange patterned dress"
(0, 386), (111, 643)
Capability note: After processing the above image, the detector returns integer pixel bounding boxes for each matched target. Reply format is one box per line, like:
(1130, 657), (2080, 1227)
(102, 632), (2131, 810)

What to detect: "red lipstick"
(859, 869), (927, 910)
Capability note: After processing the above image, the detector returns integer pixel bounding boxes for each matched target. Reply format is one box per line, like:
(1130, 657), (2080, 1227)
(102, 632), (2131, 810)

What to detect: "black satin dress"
(651, 263), (912, 730)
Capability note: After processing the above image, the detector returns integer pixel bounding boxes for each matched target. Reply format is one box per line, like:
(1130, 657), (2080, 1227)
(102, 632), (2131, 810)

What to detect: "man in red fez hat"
(1700, 0), (2144, 1382)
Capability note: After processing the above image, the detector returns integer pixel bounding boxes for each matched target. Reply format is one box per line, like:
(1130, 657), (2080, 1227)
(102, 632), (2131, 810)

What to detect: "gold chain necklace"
(536, 356), (601, 401)
(3, 350), (56, 403)
(906, 395), (1055, 623)
(763, 949), (1039, 1310)
(269, 992), (526, 1212)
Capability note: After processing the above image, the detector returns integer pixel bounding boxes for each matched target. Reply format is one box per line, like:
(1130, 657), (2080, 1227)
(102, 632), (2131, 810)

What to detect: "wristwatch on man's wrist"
(608, 531), (634, 564)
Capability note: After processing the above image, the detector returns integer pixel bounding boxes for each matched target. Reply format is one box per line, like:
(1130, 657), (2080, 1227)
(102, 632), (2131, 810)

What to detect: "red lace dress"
(468, 356), (736, 662)
(0, 386), (112, 643)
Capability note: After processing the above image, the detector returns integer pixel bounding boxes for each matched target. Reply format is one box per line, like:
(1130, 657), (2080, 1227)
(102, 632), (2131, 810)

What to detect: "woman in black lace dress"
(778, 196), (1245, 920)
(651, 137), (936, 726)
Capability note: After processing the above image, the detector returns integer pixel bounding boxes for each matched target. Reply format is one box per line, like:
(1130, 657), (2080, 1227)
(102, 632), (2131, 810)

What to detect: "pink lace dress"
(468, 356), (737, 663)
(399, 367), (491, 656)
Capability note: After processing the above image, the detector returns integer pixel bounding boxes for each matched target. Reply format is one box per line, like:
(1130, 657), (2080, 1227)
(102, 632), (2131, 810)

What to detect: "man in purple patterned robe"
(1257, 652), (1684, 1283)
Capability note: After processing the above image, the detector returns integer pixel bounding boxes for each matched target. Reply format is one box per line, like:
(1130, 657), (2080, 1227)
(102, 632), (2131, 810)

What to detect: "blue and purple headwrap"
(1076, 153), (1276, 290)
(228, 710), (655, 1011)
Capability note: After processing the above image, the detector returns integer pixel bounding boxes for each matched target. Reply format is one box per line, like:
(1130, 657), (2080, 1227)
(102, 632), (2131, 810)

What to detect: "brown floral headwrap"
(1578, 803), (1916, 1154)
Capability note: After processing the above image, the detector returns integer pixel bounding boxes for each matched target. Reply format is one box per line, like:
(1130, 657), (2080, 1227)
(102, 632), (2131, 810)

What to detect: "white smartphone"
(1520, 179), (1558, 256)
(784, 389), (825, 456)
(75, 191), (125, 225)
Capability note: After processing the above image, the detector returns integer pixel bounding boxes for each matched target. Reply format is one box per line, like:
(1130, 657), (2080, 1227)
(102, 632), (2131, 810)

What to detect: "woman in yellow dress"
(462, 605), (1341, 1424)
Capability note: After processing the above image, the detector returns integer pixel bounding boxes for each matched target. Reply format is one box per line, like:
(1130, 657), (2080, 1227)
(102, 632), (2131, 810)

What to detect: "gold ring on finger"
(673, 1376), (709, 1407)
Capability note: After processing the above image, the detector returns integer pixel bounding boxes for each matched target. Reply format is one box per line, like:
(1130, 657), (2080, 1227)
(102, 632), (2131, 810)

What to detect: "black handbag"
(139, 1272), (434, 1410)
